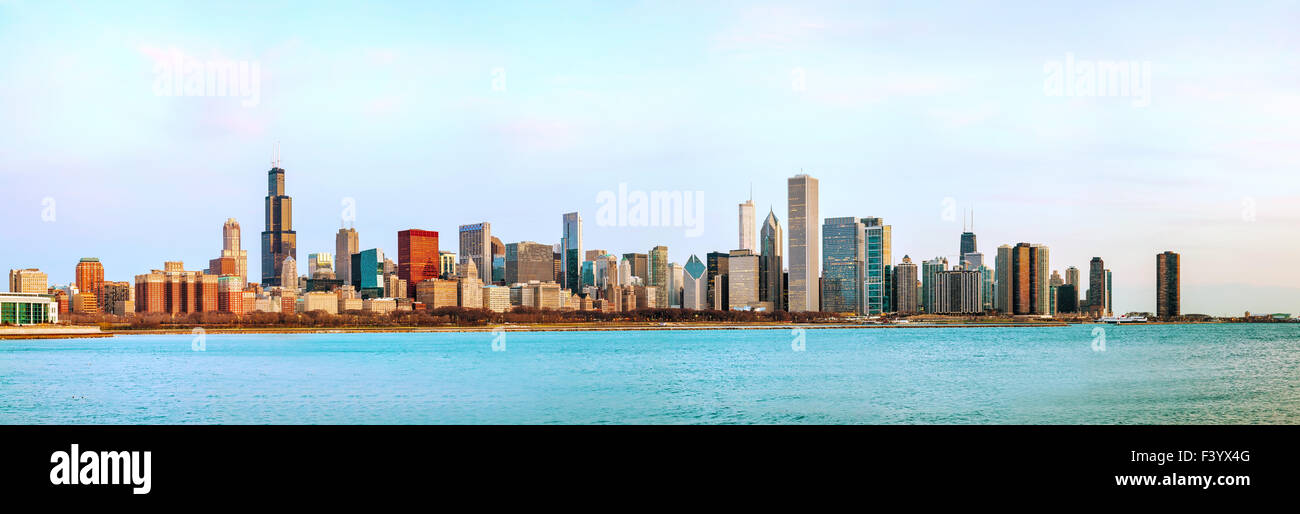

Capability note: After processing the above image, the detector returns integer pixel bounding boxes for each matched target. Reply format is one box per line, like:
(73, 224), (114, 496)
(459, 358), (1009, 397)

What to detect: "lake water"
(1, 324), (1296, 424)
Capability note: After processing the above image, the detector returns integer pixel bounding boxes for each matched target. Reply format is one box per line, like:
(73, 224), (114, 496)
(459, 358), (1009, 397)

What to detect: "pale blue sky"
(1, 0), (1297, 315)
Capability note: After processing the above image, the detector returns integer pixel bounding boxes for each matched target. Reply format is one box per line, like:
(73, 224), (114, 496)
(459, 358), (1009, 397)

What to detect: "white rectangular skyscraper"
(739, 199), (755, 252)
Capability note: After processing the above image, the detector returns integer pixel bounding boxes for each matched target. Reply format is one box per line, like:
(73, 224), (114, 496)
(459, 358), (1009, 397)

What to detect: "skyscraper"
(787, 174), (819, 312)
(759, 208), (783, 311)
(1156, 251), (1180, 318)
(351, 248), (385, 298)
(335, 228), (359, 287)
(960, 231), (977, 258)
(893, 256), (918, 314)
(398, 229), (440, 299)
(261, 157), (296, 286)
(221, 218), (248, 284)
(682, 255), (706, 310)
(1089, 257), (1108, 316)
(821, 217), (865, 314)
(561, 212), (583, 292)
(739, 198), (756, 252)
(922, 257), (948, 314)
(308, 253), (334, 278)
(862, 217), (891, 315)
(459, 223), (492, 285)
(727, 249), (759, 310)
(75, 258), (105, 307)
(706, 251), (729, 310)
(998, 243), (1050, 315)
(648, 245), (669, 307)
(506, 241), (555, 284)
(622, 252), (648, 283)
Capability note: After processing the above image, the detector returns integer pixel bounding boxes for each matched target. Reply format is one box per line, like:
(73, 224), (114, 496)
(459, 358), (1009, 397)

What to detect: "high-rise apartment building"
(922, 257), (948, 314)
(893, 256), (919, 314)
(997, 243), (1050, 315)
(75, 258), (105, 309)
(1088, 257), (1108, 316)
(261, 159), (296, 286)
(759, 208), (783, 311)
(787, 174), (819, 312)
(1156, 251), (1180, 318)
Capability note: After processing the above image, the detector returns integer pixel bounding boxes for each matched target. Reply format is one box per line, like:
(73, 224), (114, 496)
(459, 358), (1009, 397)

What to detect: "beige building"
(363, 298), (396, 314)
(8, 268), (48, 294)
(727, 249), (760, 310)
(415, 279), (459, 309)
(787, 173), (819, 312)
(301, 292), (339, 314)
(482, 285), (510, 313)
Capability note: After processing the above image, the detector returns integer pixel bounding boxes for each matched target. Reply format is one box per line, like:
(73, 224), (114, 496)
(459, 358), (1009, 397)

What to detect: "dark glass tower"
(261, 165), (296, 286)
(960, 231), (977, 258)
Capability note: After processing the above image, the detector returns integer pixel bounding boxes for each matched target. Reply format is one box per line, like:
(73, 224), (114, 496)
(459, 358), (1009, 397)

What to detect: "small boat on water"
(1099, 316), (1148, 324)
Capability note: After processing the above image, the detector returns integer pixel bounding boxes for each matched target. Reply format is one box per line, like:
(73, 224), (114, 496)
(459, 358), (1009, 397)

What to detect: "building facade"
(399, 229), (441, 299)
(787, 174), (819, 312)
(1156, 251), (1180, 318)
(261, 163), (297, 286)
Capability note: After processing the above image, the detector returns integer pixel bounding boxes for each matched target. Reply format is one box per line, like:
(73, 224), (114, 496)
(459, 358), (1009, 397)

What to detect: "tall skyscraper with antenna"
(960, 208), (977, 258)
(261, 144), (297, 286)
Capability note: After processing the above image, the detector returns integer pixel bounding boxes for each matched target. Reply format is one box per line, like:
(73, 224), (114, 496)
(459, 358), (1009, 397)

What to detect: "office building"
(8, 268), (48, 294)
(261, 158), (297, 286)
(351, 248), (385, 298)
(787, 174), (819, 312)
(821, 217), (865, 314)
(862, 217), (891, 315)
(308, 253), (334, 278)
(1088, 257), (1109, 316)
(727, 249), (760, 310)
(682, 255), (706, 310)
(561, 212), (583, 292)
(759, 208), (783, 311)
(648, 245), (669, 308)
(439, 251), (457, 279)
(335, 228), (359, 286)
(622, 252), (648, 283)
(739, 198), (756, 252)
(397, 229), (440, 298)
(706, 251), (729, 310)
(506, 241), (555, 284)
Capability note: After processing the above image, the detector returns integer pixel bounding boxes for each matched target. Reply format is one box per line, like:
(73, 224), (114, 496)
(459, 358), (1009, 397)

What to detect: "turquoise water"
(1, 324), (1297, 424)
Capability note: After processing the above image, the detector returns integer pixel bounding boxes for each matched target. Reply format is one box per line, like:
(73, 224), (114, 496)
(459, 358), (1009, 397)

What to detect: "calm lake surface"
(1, 324), (1297, 424)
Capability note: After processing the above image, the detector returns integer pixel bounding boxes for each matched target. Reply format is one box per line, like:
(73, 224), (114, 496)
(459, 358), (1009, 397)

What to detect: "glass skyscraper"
(821, 217), (864, 314)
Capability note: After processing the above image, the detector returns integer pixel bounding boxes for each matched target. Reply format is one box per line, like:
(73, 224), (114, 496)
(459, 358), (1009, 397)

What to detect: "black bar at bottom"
(0, 425), (1291, 502)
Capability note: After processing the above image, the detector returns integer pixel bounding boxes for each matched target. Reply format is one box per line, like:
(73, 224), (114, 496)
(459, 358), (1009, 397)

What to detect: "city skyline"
(2, 2), (1297, 316)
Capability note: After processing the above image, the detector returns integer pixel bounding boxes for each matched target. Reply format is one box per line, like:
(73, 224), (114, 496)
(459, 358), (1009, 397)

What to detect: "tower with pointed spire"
(759, 207), (784, 311)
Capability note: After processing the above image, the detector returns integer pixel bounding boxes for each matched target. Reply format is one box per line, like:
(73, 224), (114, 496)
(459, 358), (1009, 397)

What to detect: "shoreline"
(0, 320), (1266, 339)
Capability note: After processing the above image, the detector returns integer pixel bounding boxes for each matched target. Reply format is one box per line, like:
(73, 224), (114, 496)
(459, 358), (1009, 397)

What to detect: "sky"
(1, 0), (1297, 316)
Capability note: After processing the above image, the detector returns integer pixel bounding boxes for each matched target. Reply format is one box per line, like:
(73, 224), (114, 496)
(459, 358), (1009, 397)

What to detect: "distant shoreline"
(0, 319), (1275, 339)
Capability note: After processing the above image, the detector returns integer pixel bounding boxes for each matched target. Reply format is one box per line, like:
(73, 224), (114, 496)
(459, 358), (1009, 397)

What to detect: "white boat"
(1099, 316), (1148, 324)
